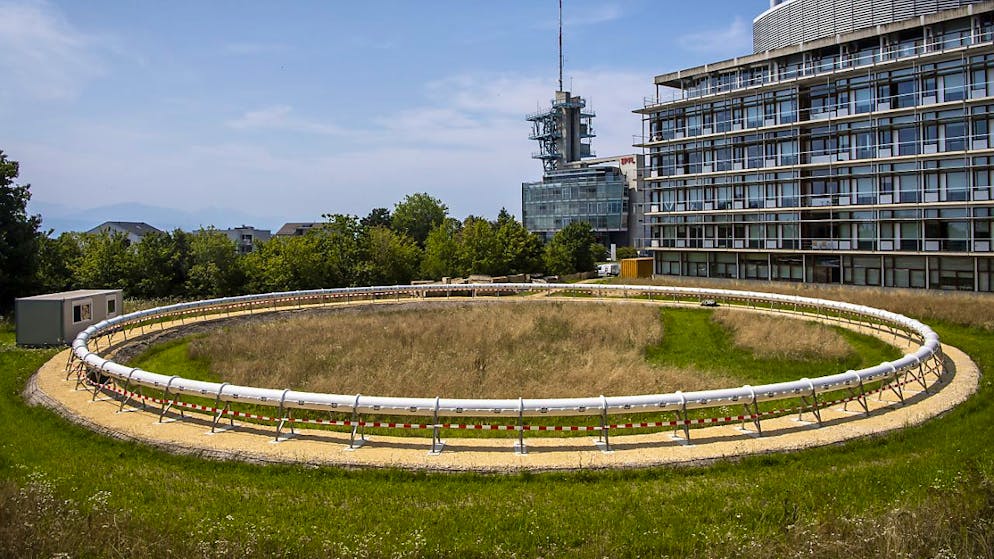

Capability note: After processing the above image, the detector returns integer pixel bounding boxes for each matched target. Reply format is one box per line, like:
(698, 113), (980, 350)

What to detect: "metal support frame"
(930, 349), (946, 379)
(798, 379), (823, 426)
(842, 371), (870, 416)
(348, 394), (365, 450)
(910, 359), (931, 392)
(597, 394), (612, 452)
(90, 364), (113, 402)
(514, 398), (527, 455)
(429, 396), (444, 455)
(275, 388), (295, 441)
(210, 383), (233, 433)
(159, 376), (180, 422)
(64, 346), (78, 371)
(69, 360), (88, 390)
(65, 352), (82, 381)
(880, 365), (905, 404)
(117, 368), (143, 411)
(740, 387), (762, 435)
(674, 392), (690, 441)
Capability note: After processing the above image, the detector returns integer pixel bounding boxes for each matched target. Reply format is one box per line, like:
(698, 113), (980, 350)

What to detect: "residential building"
(636, 0), (994, 291)
(222, 225), (271, 254)
(86, 221), (162, 245)
(275, 222), (319, 237)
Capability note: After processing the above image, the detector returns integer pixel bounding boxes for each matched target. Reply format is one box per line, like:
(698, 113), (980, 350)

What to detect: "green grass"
(129, 334), (213, 381)
(1, 315), (992, 557)
(647, 307), (901, 385)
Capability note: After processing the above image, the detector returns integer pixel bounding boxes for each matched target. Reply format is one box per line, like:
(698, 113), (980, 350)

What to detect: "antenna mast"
(558, 0), (563, 91)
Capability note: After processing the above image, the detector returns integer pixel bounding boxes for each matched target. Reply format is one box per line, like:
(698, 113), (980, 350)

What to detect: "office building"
(522, 91), (644, 247)
(637, 0), (994, 291)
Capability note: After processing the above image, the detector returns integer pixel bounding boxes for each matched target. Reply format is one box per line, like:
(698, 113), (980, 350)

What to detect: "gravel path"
(23, 298), (981, 472)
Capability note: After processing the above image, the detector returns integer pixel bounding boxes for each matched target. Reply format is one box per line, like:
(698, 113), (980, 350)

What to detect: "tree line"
(1, 151), (612, 314)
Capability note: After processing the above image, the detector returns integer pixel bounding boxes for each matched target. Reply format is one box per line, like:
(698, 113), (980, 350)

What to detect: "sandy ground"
(23, 298), (981, 472)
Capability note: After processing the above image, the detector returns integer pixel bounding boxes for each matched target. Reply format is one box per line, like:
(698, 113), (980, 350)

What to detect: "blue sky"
(2, 0), (768, 232)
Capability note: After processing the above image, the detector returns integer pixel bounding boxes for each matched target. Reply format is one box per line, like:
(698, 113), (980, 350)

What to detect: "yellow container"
(620, 257), (653, 279)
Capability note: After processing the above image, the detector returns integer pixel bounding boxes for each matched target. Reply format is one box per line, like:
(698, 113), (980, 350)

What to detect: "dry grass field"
(712, 308), (852, 361)
(186, 301), (856, 398)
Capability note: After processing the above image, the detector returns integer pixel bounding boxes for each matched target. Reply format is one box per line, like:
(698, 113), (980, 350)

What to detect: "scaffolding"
(527, 92), (596, 172)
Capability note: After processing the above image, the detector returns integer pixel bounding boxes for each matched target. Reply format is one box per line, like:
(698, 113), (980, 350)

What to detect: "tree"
(391, 193), (448, 247)
(421, 219), (461, 279)
(35, 232), (83, 294)
(360, 207), (392, 230)
(543, 221), (598, 276)
(186, 228), (242, 298)
(496, 215), (543, 275)
(75, 231), (133, 291)
(615, 246), (639, 260)
(590, 242), (608, 263)
(243, 215), (364, 292)
(358, 226), (421, 285)
(456, 217), (503, 276)
(127, 230), (191, 299)
(0, 151), (42, 313)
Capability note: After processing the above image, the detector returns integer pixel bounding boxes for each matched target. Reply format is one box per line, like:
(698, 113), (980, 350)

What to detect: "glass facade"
(638, 5), (994, 291)
(522, 167), (628, 241)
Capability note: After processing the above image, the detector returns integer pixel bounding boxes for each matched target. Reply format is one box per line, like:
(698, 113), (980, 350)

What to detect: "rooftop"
(87, 221), (162, 237)
(17, 289), (120, 302)
(651, 1), (992, 88)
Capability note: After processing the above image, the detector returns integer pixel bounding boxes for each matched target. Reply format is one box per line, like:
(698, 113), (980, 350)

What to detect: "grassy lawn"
(1, 298), (992, 557)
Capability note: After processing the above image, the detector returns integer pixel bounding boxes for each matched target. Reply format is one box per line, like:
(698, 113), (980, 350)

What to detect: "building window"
(107, 299), (116, 315)
(72, 302), (92, 324)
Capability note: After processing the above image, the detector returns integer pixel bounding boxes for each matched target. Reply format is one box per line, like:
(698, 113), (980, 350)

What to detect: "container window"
(73, 303), (92, 323)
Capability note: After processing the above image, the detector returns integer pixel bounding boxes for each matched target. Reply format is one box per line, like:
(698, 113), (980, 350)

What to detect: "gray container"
(15, 289), (123, 346)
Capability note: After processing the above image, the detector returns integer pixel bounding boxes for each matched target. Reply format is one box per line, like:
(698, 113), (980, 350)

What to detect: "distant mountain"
(28, 201), (301, 235)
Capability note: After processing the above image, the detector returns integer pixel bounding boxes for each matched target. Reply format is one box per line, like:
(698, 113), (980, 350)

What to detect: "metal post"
(515, 397), (526, 455)
(211, 383), (232, 433)
(598, 394), (611, 452)
(118, 369), (139, 412)
(743, 386), (762, 435)
(882, 365), (904, 404)
(159, 376), (179, 422)
(91, 364), (111, 402)
(843, 372), (870, 416)
(348, 394), (363, 450)
(72, 360), (87, 390)
(807, 380), (822, 426)
(275, 388), (292, 441)
(675, 392), (690, 441)
(65, 351), (79, 380)
(429, 396), (443, 455)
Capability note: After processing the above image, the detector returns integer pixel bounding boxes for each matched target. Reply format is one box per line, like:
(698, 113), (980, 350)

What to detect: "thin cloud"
(677, 17), (752, 58)
(537, 4), (623, 29)
(568, 4), (622, 26)
(227, 105), (348, 135)
(0, 0), (103, 100)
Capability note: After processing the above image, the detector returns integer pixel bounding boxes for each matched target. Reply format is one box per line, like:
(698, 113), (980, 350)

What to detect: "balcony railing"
(641, 32), (993, 109)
